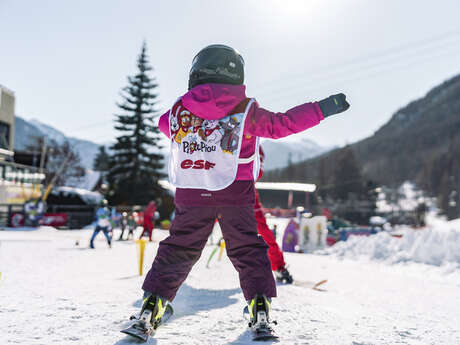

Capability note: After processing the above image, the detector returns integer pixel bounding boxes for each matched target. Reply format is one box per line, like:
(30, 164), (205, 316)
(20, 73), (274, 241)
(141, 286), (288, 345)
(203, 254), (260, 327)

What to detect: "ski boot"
(275, 266), (293, 284)
(121, 293), (171, 341)
(247, 294), (278, 341)
(139, 293), (169, 330)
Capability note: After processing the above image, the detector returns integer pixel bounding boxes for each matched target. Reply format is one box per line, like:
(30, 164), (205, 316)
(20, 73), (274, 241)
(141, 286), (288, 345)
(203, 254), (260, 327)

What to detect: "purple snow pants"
(142, 205), (276, 301)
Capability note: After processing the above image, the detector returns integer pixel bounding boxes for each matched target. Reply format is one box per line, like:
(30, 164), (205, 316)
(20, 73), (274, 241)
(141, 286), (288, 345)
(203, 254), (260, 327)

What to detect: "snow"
(376, 181), (434, 213)
(320, 218), (460, 267)
(1, 221), (460, 345)
(67, 169), (101, 191)
(50, 186), (103, 205)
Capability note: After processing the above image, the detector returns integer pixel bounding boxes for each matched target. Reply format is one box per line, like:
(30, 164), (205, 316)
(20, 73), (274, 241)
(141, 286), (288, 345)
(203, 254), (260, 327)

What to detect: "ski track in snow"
(1, 226), (459, 345)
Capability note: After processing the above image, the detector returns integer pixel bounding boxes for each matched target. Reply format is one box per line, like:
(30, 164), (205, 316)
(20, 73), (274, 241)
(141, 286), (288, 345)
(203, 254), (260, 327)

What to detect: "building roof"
(158, 180), (316, 193)
(255, 182), (316, 192)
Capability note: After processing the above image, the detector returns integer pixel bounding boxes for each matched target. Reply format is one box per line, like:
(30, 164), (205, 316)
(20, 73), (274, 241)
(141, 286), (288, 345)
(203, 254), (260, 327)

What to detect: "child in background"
(89, 199), (112, 249)
(130, 44), (349, 337)
(127, 212), (137, 240)
(118, 212), (129, 240)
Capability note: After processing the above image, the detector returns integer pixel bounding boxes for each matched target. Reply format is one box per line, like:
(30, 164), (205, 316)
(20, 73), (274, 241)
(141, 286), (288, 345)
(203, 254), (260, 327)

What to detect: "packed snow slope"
(321, 218), (460, 267)
(1, 222), (459, 345)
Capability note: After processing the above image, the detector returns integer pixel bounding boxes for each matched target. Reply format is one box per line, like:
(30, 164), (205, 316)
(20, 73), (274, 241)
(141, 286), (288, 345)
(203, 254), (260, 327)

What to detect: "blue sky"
(1, 0), (460, 147)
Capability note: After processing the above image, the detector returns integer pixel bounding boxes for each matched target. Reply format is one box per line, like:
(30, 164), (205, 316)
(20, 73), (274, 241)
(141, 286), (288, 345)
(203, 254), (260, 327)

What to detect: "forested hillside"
(265, 74), (460, 218)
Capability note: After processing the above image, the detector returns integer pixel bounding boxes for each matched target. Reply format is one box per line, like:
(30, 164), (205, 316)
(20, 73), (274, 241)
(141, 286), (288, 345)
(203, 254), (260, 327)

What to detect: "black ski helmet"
(188, 44), (244, 90)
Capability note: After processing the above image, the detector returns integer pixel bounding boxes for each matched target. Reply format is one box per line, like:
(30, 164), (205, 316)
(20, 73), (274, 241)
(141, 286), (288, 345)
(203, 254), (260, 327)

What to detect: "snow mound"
(3, 226), (57, 232)
(321, 219), (460, 266)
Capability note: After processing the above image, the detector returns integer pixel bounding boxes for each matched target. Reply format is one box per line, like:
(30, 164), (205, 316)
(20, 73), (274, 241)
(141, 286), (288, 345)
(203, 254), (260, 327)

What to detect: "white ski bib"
(168, 98), (255, 190)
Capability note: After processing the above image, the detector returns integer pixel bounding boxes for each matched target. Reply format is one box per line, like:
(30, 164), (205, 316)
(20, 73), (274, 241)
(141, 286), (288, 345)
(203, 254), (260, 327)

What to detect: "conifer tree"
(107, 42), (164, 205)
(93, 146), (110, 172)
(331, 146), (364, 201)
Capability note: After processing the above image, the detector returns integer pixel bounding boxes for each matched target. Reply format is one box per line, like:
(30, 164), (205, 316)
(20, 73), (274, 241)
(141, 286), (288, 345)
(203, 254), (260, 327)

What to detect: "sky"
(1, 0), (460, 148)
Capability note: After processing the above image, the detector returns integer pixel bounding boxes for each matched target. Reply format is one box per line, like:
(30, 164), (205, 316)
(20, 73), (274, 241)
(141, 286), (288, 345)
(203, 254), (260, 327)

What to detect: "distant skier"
(24, 198), (46, 227)
(127, 212), (137, 240)
(138, 201), (156, 242)
(123, 44), (350, 339)
(118, 212), (129, 240)
(89, 199), (112, 249)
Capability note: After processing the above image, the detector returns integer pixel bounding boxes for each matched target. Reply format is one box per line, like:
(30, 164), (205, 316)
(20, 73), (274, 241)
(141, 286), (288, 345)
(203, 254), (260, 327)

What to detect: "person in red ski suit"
(254, 147), (293, 283)
(139, 201), (156, 241)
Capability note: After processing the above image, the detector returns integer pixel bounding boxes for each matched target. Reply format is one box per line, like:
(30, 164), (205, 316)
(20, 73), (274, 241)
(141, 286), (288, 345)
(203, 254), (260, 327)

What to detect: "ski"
(293, 279), (328, 291)
(277, 278), (328, 291)
(252, 326), (278, 341)
(120, 304), (174, 342)
(243, 305), (279, 341)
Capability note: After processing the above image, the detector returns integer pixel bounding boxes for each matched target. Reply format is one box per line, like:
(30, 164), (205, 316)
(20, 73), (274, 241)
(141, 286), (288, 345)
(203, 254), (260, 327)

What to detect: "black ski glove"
(318, 93), (350, 117)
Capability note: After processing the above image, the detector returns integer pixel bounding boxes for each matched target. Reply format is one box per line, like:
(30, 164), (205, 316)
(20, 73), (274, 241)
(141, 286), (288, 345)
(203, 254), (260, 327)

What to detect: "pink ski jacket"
(159, 83), (324, 182)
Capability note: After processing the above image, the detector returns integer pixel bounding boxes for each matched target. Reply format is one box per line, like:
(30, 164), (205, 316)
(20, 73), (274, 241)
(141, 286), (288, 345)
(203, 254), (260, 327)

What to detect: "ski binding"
(243, 305), (279, 341)
(121, 304), (173, 342)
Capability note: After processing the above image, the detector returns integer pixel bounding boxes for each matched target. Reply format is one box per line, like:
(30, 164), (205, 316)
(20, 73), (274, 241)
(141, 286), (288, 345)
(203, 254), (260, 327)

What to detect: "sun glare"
(272, 0), (313, 16)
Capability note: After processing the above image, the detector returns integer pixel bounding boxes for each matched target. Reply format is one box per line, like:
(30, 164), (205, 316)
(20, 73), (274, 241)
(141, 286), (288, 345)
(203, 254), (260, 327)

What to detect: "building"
(0, 85), (44, 205)
(0, 84), (15, 156)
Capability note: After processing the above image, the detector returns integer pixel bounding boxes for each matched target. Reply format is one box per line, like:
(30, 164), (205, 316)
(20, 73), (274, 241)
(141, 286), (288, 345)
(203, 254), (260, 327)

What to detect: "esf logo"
(181, 160), (216, 170)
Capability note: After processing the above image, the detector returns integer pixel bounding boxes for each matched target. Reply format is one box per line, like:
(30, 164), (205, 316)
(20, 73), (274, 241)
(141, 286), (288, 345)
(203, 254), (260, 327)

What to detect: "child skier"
(118, 212), (129, 241)
(89, 199), (112, 249)
(127, 212), (137, 240)
(127, 44), (349, 339)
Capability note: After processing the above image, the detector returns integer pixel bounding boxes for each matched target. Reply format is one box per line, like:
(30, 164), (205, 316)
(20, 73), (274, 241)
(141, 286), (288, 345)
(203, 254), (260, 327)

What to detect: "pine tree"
(331, 146), (364, 201)
(107, 42), (165, 205)
(93, 146), (110, 172)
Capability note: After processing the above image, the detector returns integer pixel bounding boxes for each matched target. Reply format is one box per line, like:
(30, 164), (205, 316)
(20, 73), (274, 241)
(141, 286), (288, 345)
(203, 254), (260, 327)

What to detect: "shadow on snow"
(115, 283), (241, 344)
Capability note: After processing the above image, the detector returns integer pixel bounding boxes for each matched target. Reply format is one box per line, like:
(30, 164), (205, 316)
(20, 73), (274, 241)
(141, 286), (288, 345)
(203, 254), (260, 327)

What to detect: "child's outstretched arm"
(244, 93), (349, 139)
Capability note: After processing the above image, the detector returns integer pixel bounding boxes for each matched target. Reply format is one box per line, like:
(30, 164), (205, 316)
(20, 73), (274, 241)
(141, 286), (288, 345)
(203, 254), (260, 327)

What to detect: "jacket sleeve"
(243, 100), (324, 139)
(158, 111), (170, 138)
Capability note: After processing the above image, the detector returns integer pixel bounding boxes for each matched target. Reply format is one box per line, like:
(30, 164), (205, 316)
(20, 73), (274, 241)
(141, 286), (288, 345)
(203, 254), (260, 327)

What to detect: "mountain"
(14, 116), (42, 151)
(14, 116), (103, 189)
(15, 117), (102, 170)
(352, 74), (460, 186)
(260, 138), (330, 171)
(264, 73), (460, 216)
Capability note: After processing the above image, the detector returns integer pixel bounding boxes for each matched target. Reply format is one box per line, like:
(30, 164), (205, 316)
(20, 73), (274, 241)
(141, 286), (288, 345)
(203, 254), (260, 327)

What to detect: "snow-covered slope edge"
(320, 219), (460, 266)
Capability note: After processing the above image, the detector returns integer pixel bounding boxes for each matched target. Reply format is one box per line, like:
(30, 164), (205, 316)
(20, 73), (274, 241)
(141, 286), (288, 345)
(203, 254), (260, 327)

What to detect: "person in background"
(90, 199), (112, 249)
(118, 212), (129, 240)
(24, 198), (46, 227)
(139, 201), (156, 242)
(127, 212), (137, 240)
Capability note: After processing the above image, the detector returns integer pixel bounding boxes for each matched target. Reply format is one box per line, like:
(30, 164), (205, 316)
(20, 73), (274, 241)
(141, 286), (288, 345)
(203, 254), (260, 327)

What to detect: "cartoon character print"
(219, 116), (240, 154)
(175, 110), (192, 144)
(202, 119), (222, 145)
(191, 115), (206, 141)
(170, 114), (180, 140)
(170, 104), (182, 142)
